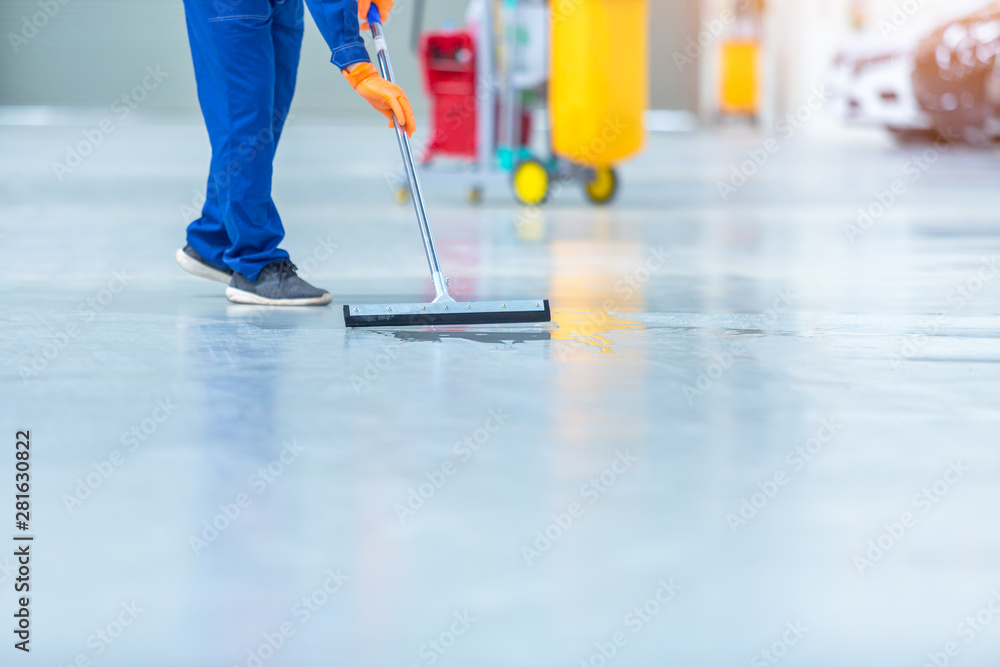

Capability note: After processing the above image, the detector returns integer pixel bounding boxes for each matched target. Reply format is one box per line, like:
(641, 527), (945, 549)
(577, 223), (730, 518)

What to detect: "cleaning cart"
(397, 0), (648, 206)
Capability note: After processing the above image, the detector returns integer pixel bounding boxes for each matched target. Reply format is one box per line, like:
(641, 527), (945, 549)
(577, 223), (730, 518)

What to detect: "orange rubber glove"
(343, 62), (416, 138)
(358, 0), (394, 30)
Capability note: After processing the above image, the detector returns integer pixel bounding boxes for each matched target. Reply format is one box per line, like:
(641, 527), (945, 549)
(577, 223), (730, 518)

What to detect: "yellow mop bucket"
(549, 0), (648, 167)
(720, 39), (759, 116)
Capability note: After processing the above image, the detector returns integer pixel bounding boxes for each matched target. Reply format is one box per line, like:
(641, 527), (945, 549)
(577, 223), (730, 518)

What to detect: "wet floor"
(2, 117), (1000, 666)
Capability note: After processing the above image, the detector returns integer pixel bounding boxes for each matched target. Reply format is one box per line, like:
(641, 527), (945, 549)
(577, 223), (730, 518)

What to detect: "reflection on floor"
(2, 119), (1000, 667)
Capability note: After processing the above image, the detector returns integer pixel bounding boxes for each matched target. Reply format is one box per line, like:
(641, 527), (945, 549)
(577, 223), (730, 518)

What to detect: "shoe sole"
(225, 286), (333, 307)
(175, 248), (232, 285)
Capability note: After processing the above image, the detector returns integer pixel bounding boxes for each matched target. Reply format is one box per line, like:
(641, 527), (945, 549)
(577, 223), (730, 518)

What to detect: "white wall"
(0, 0), (702, 115)
(0, 0), (469, 114)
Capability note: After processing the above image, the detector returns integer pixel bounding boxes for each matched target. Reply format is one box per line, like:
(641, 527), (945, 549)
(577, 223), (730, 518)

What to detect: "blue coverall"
(182, 0), (370, 281)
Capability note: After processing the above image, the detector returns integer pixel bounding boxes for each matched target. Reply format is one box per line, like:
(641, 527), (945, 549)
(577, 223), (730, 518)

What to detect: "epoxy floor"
(3, 116), (1000, 667)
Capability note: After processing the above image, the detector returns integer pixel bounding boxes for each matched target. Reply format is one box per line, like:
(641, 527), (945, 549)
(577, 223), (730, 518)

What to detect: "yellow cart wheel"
(583, 167), (618, 205)
(467, 187), (483, 205)
(512, 159), (550, 206)
(393, 187), (410, 205)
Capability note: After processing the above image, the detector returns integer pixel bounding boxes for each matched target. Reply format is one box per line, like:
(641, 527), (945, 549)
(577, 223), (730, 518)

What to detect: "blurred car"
(913, 4), (1000, 144)
(829, 29), (935, 141)
(830, 0), (1000, 144)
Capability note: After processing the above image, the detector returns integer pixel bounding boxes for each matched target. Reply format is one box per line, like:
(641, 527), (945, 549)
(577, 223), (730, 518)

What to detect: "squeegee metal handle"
(367, 6), (453, 303)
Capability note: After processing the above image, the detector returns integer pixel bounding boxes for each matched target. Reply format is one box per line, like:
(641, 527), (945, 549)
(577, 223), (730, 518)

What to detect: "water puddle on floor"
(549, 308), (644, 355)
(378, 309), (644, 355)
(544, 237), (653, 355)
(388, 330), (551, 346)
(360, 236), (655, 354)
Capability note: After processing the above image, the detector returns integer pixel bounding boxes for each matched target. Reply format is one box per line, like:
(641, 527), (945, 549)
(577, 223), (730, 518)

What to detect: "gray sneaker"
(175, 244), (233, 284)
(226, 259), (332, 306)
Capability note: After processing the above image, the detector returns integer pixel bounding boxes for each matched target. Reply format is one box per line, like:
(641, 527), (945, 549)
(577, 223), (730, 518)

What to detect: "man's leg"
(235, 0), (305, 269)
(271, 0), (305, 152)
(181, 3), (238, 272)
(181, 0), (288, 282)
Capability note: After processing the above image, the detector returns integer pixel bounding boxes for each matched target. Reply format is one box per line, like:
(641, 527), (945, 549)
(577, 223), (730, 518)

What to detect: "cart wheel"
(583, 166), (618, 205)
(393, 187), (410, 205)
(512, 159), (550, 206)
(467, 187), (483, 205)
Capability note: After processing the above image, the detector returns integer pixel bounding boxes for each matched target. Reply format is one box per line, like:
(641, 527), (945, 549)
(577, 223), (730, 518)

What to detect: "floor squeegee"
(343, 5), (552, 328)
